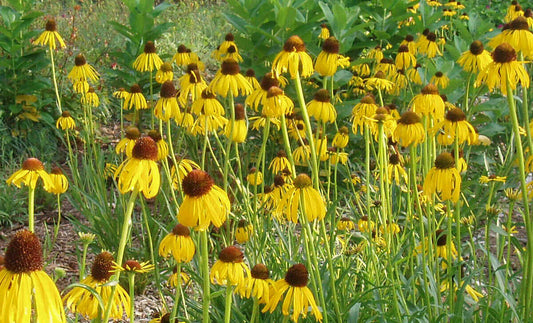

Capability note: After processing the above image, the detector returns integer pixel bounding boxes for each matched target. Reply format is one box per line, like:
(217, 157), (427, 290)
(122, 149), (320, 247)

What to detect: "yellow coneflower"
(154, 81), (180, 122)
(193, 114), (228, 136)
(272, 35), (314, 79)
(179, 64), (207, 104)
(124, 84), (148, 110)
(394, 110), (425, 147)
(423, 152), (462, 202)
(387, 154), (408, 186)
(147, 130), (169, 161)
(81, 87), (99, 107)
(221, 44), (243, 62)
(387, 103), (400, 120)
(489, 16), (533, 58)
(351, 94), (378, 134)
(505, 1), (524, 23)
(332, 126), (350, 149)
(352, 63), (371, 77)
(376, 58), (397, 78)
(210, 246), (250, 287)
(314, 36), (350, 77)
(169, 156), (200, 188)
(6, 157), (52, 190)
(115, 136), (161, 199)
(113, 87), (128, 99)
(114, 259), (154, 275)
(380, 221), (401, 235)
(479, 174), (507, 184)
(431, 71), (449, 89)
(370, 107), (396, 141)
(155, 62), (174, 83)
(307, 89), (337, 123)
(262, 86), (294, 118)
(445, 0), (458, 8)
(192, 89), (225, 116)
(269, 150), (291, 174)
(426, 0), (442, 6)
(406, 64), (422, 84)
(133, 41), (163, 72)
(225, 104), (248, 143)
(218, 33), (238, 58)
(318, 23), (330, 40)
(329, 147), (348, 165)
(169, 267), (190, 288)
(287, 116), (306, 140)
(235, 219), (253, 244)
(245, 69), (261, 90)
(246, 167), (263, 186)
(358, 215), (375, 233)
(365, 70), (394, 93)
(159, 224), (196, 263)
(418, 31), (442, 58)
(263, 264), (322, 322)
(0, 230), (66, 323)
(116, 126), (141, 157)
(67, 53), (99, 83)
(337, 217), (355, 231)
(46, 166), (69, 194)
(56, 110), (76, 130)
(277, 173), (326, 223)
(33, 19), (66, 50)
(293, 140), (311, 166)
(367, 45), (384, 64)
(434, 229), (459, 267)
(172, 44), (192, 67)
(410, 83), (445, 122)
(395, 45), (417, 70)
(401, 35), (417, 54)
(457, 40), (493, 73)
(452, 149), (468, 173)
(475, 42), (529, 96)
(178, 169), (230, 231)
(236, 263), (274, 303)
(209, 58), (252, 97)
(434, 107), (478, 145)
(245, 72), (281, 111)
(73, 80), (89, 94)
(63, 251), (130, 319)
(525, 9), (533, 27)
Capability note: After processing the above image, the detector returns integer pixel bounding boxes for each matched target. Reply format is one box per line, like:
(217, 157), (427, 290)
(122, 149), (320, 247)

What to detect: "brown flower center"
(469, 40), (484, 55)
(339, 126), (349, 135)
(201, 89), (216, 100)
(273, 174), (285, 187)
(148, 130), (162, 142)
(227, 45), (237, 54)
(283, 35), (306, 52)
(398, 45), (409, 53)
(360, 95), (376, 104)
(426, 32), (437, 42)
(436, 229), (447, 246)
(132, 137), (159, 160)
(220, 58), (240, 75)
(245, 69), (255, 77)
(188, 69), (202, 84)
(22, 157), (44, 171)
(234, 104), (245, 120)
(284, 263), (309, 287)
(45, 19), (57, 32)
(172, 223), (191, 236)
(144, 41), (156, 54)
(125, 126), (141, 140)
(61, 111), (71, 118)
(405, 35), (414, 42)
(177, 44), (187, 53)
(160, 62), (173, 72)
(130, 84), (142, 94)
(51, 166), (63, 175)
(322, 37), (340, 54)
(435, 71), (443, 78)
(160, 81), (177, 98)
(219, 246), (244, 263)
(493, 42), (517, 63)
(313, 89), (331, 102)
(398, 111), (420, 125)
(181, 169), (215, 197)
(225, 33), (235, 41)
(293, 173), (312, 189)
(74, 54), (87, 66)
(389, 154), (400, 165)
(434, 152), (455, 169)
(251, 263), (269, 279)
(260, 73), (280, 91)
(91, 251), (115, 281)
(445, 108), (466, 122)
(421, 83), (439, 95)
(4, 230), (43, 273)
(124, 260), (142, 271)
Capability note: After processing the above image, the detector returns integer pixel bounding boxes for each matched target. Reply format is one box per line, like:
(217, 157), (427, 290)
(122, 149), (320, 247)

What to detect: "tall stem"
(28, 186), (35, 232)
(49, 47), (62, 114)
(224, 285), (234, 323)
(128, 273), (135, 322)
(201, 230), (211, 323)
(170, 263), (182, 321)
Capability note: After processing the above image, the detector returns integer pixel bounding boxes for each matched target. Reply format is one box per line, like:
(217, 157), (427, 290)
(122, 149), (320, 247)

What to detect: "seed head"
(284, 263), (309, 287)
(218, 246), (244, 263)
(91, 251), (115, 281)
(131, 137), (159, 160)
(4, 230), (43, 273)
(181, 169), (215, 197)
(22, 157), (44, 171)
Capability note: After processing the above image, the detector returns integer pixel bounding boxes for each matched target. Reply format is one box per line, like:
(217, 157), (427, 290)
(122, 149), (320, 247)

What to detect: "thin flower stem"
(49, 47), (62, 114)
(453, 129), (461, 287)
(80, 242), (89, 280)
(150, 70), (154, 129)
(280, 114), (296, 175)
(224, 285), (234, 323)
(101, 188), (139, 322)
(250, 297), (259, 323)
(28, 186), (35, 233)
(319, 221), (342, 322)
(170, 263), (182, 322)
(200, 230), (211, 323)
(52, 194), (61, 245)
(364, 126), (372, 216)
(128, 273), (135, 322)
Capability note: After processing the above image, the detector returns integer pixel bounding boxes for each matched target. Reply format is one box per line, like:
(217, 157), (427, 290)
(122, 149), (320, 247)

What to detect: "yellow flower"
(172, 44), (192, 67)
(337, 217), (355, 231)
(33, 19), (66, 50)
(365, 71), (394, 93)
(479, 175), (507, 184)
(178, 65), (207, 105)
(367, 45), (384, 64)
(113, 87), (128, 99)
(418, 31), (442, 58)
(114, 259), (155, 274)
(209, 58), (252, 97)
(307, 89), (337, 123)
(358, 215), (375, 233)
(489, 17), (533, 58)
(159, 224), (195, 263)
(272, 35), (314, 79)
(314, 37), (350, 77)
(475, 42), (529, 96)
(318, 23), (330, 40)
(133, 41), (163, 72)
(430, 71), (449, 89)
(262, 86), (294, 118)
(269, 150), (292, 175)
(7, 157), (53, 190)
(332, 126), (349, 149)
(81, 87), (99, 107)
(236, 263), (274, 303)
(192, 89), (225, 116)
(63, 252), (130, 319)
(395, 45), (417, 70)
(155, 62), (174, 83)
(457, 40), (493, 73)
(178, 169), (230, 231)
(169, 268), (190, 288)
(246, 168), (263, 186)
(224, 104), (248, 143)
(329, 148), (348, 165)
(235, 219), (253, 244)
(433, 107), (478, 145)
(68, 53), (99, 83)
(115, 137), (161, 198)
(210, 246), (250, 286)
(277, 173), (326, 223)
(73, 80), (89, 94)
(147, 130), (169, 161)
(262, 264), (322, 322)
(401, 34), (417, 55)
(387, 154), (408, 186)
(423, 152), (462, 202)
(246, 72), (281, 112)
(410, 83), (445, 122)
(115, 126), (141, 157)
(46, 166), (68, 194)
(154, 81), (180, 121)
(351, 94), (378, 134)
(406, 65), (422, 84)
(244, 68), (261, 90)
(0, 230), (66, 323)
(217, 33), (238, 59)
(56, 110), (76, 130)
(124, 84), (148, 110)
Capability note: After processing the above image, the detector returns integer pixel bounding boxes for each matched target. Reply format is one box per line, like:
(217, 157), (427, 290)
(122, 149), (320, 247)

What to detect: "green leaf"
(152, 1), (171, 17)
(0, 5), (17, 26)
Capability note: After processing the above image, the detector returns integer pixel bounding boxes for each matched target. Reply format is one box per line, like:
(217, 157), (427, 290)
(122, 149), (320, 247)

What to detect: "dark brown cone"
(284, 263), (308, 287)
(160, 81), (177, 98)
(293, 173), (312, 189)
(62, 111), (71, 117)
(201, 89), (216, 99)
(4, 230), (43, 273)
(144, 41), (156, 54)
(234, 104), (246, 120)
(51, 166), (63, 175)
(246, 69), (256, 77)
(313, 89), (331, 102)
(125, 126), (141, 140)
(22, 157), (44, 171)
(220, 58), (240, 75)
(434, 152), (455, 169)
(273, 174), (285, 187)
(436, 229), (447, 246)
(181, 169), (214, 197)
(148, 130), (162, 142)
(405, 34), (414, 42)
(91, 251), (115, 281)
(492, 43), (517, 63)
(160, 62), (173, 72)
(74, 54), (87, 66)
(266, 86), (284, 99)
(445, 108), (466, 122)
(172, 224), (191, 236)
(421, 84), (439, 95)
(389, 154), (400, 165)
(398, 45), (409, 53)
(124, 260), (141, 271)
(260, 73), (280, 91)
(132, 137), (159, 160)
(322, 37), (340, 54)
(283, 35), (306, 52)
(130, 84), (142, 94)
(426, 32), (437, 42)
(251, 263), (269, 279)
(469, 40), (484, 55)
(177, 44), (187, 53)
(219, 246), (244, 263)
(45, 19), (57, 32)
(225, 33), (235, 41)
(398, 111), (420, 125)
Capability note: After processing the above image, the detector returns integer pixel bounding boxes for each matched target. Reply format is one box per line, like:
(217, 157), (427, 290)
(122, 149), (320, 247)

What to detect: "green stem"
(52, 194), (61, 245)
(280, 114), (296, 175)
(201, 230), (211, 323)
(224, 285), (234, 323)
(170, 263), (182, 321)
(49, 47), (62, 114)
(80, 242), (89, 280)
(28, 186), (35, 232)
(128, 273), (135, 322)
(250, 297), (259, 323)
